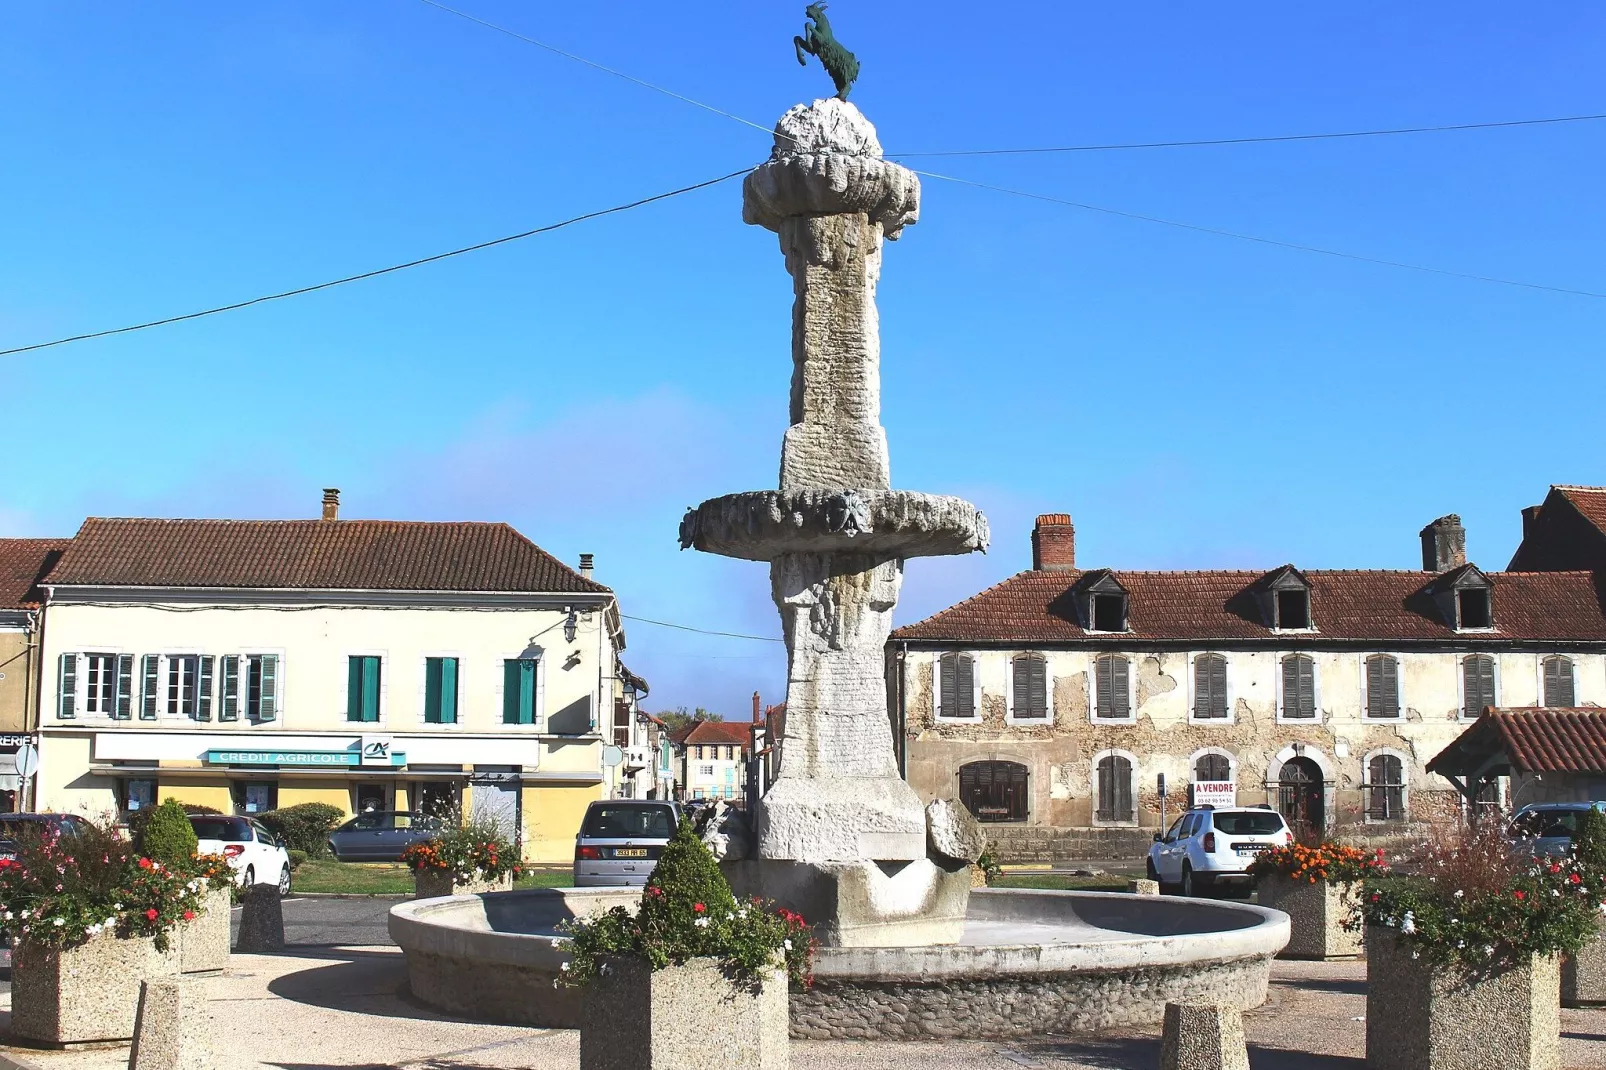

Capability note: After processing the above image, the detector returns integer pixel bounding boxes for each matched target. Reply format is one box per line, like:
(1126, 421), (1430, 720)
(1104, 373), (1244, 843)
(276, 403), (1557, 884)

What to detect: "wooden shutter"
(220, 656), (240, 721)
(1195, 654), (1227, 718)
(425, 658), (443, 724)
(113, 654), (133, 720)
(196, 656), (214, 721)
(57, 653), (77, 719)
(1015, 654), (1047, 718)
(1283, 655), (1314, 718)
(361, 657), (380, 722)
(1111, 656), (1130, 718)
(955, 655), (974, 718)
(140, 655), (159, 720)
(1463, 655), (1494, 716)
(939, 654), (956, 717)
(259, 655), (278, 721)
(348, 657), (364, 722)
(503, 660), (524, 724)
(1544, 657), (1575, 707)
(1366, 656), (1398, 718)
(1114, 756), (1132, 818)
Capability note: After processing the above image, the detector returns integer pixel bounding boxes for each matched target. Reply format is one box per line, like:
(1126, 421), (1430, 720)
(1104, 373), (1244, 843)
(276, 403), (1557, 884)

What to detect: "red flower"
(1514, 890), (1526, 901)
(647, 886), (664, 898)
(1571, 873), (1583, 885)
(693, 902), (706, 913)
(138, 858), (153, 869)
(183, 911), (195, 921)
(145, 908), (159, 920)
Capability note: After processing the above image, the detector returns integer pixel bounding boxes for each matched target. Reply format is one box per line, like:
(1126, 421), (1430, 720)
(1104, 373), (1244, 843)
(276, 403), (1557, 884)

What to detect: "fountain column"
(680, 98), (988, 945)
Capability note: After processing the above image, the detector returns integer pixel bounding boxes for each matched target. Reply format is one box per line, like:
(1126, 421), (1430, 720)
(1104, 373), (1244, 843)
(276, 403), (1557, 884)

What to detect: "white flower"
(726, 912), (735, 921)
(738, 908), (748, 919)
(1410, 950), (1420, 960)
(694, 917), (710, 928)
(783, 940), (792, 951)
(52, 918), (64, 927)
(560, 962), (571, 972)
(106, 917), (116, 927)
(3, 911), (11, 921)
(1452, 889), (1464, 899)
(1400, 912), (1416, 935)
(113, 903), (122, 910)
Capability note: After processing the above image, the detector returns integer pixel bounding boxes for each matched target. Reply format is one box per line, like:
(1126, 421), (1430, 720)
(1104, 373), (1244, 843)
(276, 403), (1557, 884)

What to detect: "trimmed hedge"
(134, 798), (198, 866)
(258, 803), (346, 859)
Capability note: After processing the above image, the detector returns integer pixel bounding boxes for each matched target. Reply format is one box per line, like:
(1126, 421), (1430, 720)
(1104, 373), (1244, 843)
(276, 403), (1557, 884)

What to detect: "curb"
(0, 1052), (50, 1070)
(285, 892), (410, 900)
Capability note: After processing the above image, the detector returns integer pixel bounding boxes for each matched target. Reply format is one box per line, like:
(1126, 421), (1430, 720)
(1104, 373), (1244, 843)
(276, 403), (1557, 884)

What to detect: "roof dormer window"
(1091, 592), (1127, 632)
(1430, 564), (1494, 631)
(1076, 570), (1129, 633)
(1457, 588), (1492, 629)
(1257, 565), (1313, 631)
(1275, 588), (1310, 630)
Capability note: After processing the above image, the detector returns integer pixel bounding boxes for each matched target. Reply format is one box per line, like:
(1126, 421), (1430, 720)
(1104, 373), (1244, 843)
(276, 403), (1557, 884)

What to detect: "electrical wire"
(0, 167), (753, 359)
(910, 167), (1606, 300)
(622, 614), (782, 643)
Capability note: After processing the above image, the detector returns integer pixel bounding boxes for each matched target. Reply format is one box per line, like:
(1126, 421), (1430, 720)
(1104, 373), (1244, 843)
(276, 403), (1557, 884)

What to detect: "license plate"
(613, 848), (648, 859)
(1237, 846), (1268, 856)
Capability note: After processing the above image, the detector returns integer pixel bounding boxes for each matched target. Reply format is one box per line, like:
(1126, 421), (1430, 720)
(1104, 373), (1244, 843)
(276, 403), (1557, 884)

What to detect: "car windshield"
(581, 804), (675, 839)
(1211, 812), (1285, 836)
(0, 818), (44, 841)
(190, 818), (250, 842)
(1511, 809), (1586, 840)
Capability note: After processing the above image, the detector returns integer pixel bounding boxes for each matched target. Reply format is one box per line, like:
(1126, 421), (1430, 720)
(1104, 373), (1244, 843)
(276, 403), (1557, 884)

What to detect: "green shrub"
(258, 803), (345, 858)
(136, 798), (198, 867)
(400, 815), (521, 880)
(286, 849), (308, 870)
(1574, 806), (1606, 876)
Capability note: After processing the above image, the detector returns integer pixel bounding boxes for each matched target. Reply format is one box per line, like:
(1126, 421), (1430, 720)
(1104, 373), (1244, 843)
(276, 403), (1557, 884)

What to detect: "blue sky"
(2, 3), (1603, 716)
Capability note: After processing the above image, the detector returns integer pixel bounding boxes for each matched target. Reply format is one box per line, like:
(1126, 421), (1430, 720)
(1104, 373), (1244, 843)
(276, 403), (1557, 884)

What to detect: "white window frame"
(345, 649), (390, 727)
(1274, 652), (1323, 725)
(1090, 747), (1140, 827)
(933, 651), (982, 723)
(1187, 746), (1237, 786)
(1004, 651), (1053, 725)
(1536, 653), (1577, 708)
(1456, 652), (1501, 722)
(494, 646), (547, 730)
(157, 650), (205, 721)
(1086, 653), (1138, 724)
(417, 650), (465, 730)
(1186, 652), (1235, 725)
(78, 649), (127, 718)
(238, 648), (287, 723)
(1360, 747), (1411, 824)
(1359, 652), (1406, 722)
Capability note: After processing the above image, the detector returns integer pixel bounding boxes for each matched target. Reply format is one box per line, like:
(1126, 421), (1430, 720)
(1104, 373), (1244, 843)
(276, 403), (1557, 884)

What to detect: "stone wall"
(982, 823), (1153, 863)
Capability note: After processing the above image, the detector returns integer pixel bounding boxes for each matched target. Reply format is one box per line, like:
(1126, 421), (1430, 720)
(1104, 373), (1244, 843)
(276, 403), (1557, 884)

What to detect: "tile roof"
(45, 518), (609, 595)
(0, 539), (72, 610)
(892, 567), (1606, 644)
(1556, 486), (1606, 534)
(684, 720), (753, 748)
(1427, 709), (1606, 776)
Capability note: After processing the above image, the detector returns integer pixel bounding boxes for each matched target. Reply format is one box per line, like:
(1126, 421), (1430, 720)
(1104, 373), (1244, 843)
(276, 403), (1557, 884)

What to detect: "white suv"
(1146, 805), (1292, 897)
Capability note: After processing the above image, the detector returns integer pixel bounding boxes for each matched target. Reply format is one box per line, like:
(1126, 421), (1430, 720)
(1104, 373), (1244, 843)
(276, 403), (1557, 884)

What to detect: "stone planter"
(580, 955), (788, 1070)
(413, 870), (514, 900)
(1365, 927), (1560, 1070)
(178, 886), (233, 974)
(1562, 927), (1606, 1007)
(11, 931), (182, 1046)
(1256, 874), (1362, 960)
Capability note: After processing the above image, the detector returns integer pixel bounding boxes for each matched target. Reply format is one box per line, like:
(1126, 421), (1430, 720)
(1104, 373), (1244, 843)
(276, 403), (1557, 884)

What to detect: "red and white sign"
(1192, 781), (1236, 808)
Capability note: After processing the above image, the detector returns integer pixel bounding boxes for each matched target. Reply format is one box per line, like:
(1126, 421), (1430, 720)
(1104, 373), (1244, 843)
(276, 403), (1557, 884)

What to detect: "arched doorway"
(1278, 756), (1324, 838)
(958, 760), (1029, 822)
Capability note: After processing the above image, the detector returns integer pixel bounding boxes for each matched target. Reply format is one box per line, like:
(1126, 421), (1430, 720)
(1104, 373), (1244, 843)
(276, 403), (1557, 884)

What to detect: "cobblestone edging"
(791, 954), (1273, 1040)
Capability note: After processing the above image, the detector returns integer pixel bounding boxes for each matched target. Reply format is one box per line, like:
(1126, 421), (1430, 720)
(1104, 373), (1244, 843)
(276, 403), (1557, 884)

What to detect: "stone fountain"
(677, 97), (988, 947)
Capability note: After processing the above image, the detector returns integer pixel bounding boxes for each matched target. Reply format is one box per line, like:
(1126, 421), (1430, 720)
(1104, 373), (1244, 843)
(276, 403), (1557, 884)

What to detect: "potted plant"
(1249, 841), (1383, 959)
(0, 816), (209, 1045)
(1354, 817), (1601, 1070)
(134, 798), (236, 973)
(558, 819), (813, 1070)
(1562, 805), (1606, 1006)
(402, 816), (523, 899)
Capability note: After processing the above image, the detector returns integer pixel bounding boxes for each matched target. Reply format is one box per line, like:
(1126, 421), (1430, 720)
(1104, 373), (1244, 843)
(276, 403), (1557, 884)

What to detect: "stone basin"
(389, 887), (1289, 1039)
(679, 489), (989, 562)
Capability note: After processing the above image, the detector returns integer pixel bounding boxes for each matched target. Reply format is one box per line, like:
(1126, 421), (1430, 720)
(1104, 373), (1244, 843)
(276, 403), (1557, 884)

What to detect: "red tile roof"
(1556, 486), (1606, 534)
(45, 518), (608, 595)
(0, 539), (71, 610)
(892, 568), (1606, 644)
(684, 720), (753, 748)
(1428, 709), (1606, 776)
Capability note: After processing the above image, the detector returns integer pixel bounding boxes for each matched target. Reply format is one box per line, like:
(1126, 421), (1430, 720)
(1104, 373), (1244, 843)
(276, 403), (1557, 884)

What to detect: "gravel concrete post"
(234, 885), (284, 953)
(178, 886), (232, 973)
(129, 976), (211, 1070)
(1129, 879), (1160, 896)
(580, 956), (787, 1070)
(1257, 875), (1362, 960)
(1159, 1002), (1249, 1070)
(1562, 930), (1606, 1007)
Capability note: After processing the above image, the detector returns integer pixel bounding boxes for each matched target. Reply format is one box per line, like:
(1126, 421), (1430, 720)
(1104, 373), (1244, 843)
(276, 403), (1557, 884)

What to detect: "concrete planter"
(1365, 927), (1560, 1070)
(1257, 874), (1363, 960)
(11, 931), (182, 1046)
(1562, 926), (1606, 1007)
(580, 955), (788, 1070)
(413, 870), (514, 900)
(178, 886), (233, 974)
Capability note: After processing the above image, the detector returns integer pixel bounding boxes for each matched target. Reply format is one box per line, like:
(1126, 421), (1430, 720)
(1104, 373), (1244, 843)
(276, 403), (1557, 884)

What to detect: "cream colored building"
(0, 540), (69, 811)
(34, 493), (631, 861)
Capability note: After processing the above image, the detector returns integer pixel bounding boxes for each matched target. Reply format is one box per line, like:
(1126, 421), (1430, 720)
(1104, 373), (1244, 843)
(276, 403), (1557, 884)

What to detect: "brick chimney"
(321, 488), (339, 521)
(1420, 514), (1467, 572)
(1031, 514), (1076, 571)
(578, 553), (594, 580)
(752, 691), (762, 724)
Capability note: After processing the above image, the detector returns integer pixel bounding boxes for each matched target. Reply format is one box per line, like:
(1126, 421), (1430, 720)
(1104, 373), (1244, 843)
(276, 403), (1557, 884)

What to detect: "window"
(937, 652), (977, 720)
(1010, 653), (1049, 720)
(502, 658), (538, 724)
(80, 653), (133, 720)
(1194, 752), (1231, 782)
(1276, 589), (1310, 630)
(165, 655), (212, 720)
(612, 699), (630, 747)
(1094, 654), (1131, 720)
(120, 778), (156, 814)
(1212, 811), (1285, 836)
(233, 782), (277, 815)
(694, 745), (703, 760)
(1096, 754), (1134, 822)
(56, 653), (78, 719)
(424, 657), (459, 724)
(1280, 654), (1316, 720)
(1542, 656), (1576, 707)
(1462, 654), (1496, 719)
(699, 764), (715, 776)
(347, 655), (382, 722)
(1457, 588), (1492, 629)
(1192, 654), (1228, 719)
(1367, 754), (1406, 822)
(958, 760), (1029, 822)
(1365, 655), (1400, 719)
(1091, 593), (1127, 632)
(246, 655), (279, 722)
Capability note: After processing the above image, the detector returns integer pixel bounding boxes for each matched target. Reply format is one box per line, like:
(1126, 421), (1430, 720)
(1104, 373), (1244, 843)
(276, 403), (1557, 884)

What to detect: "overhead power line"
(910, 167), (1606, 300)
(622, 614), (783, 643)
(0, 167), (752, 359)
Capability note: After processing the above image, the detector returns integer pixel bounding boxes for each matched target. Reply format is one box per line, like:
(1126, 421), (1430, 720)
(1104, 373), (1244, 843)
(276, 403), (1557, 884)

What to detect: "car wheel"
(243, 865), (256, 887)
(1146, 859), (1160, 883)
(278, 863), (292, 898)
(1180, 863), (1195, 897)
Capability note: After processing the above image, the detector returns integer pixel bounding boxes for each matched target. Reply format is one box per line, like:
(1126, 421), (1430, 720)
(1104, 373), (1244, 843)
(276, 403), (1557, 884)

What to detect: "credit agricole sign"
(205, 748), (406, 768)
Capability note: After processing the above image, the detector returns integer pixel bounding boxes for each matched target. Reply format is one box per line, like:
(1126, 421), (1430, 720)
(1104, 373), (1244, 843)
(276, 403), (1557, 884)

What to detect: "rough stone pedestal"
(234, 884), (284, 953)
(1562, 928), (1606, 1007)
(178, 886), (232, 974)
(579, 956), (788, 1070)
(724, 857), (971, 947)
(413, 870), (513, 900)
(1129, 878), (1161, 896)
(10, 933), (179, 1045)
(1160, 1002), (1250, 1070)
(1257, 875), (1363, 960)
(129, 977), (211, 1070)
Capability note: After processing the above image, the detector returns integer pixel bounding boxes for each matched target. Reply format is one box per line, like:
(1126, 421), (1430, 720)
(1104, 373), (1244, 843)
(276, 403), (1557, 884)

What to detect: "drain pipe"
(896, 642), (909, 779)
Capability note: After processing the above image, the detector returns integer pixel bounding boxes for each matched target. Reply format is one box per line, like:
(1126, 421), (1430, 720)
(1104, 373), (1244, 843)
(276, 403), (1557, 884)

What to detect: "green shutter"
(259, 655), (278, 722)
(57, 653), (77, 719)
(140, 655), (159, 720)
(114, 654), (134, 720)
(348, 657), (364, 722)
(519, 659), (536, 724)
(425, 659), (442, 724)
(503, 660), (523, 724)
(196, 657), (214, 721)
(220, 656), (240, 721)
(440, 657), (458, 724)
(361, 657), (380, 722)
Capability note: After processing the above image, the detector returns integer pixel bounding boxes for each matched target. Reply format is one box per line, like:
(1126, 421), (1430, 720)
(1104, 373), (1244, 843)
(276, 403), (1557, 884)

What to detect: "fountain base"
(723, 857), (972, 947)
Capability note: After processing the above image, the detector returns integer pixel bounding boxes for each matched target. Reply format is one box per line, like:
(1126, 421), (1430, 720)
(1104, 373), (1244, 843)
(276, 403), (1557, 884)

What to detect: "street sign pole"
(1157, 772), (1167, 835)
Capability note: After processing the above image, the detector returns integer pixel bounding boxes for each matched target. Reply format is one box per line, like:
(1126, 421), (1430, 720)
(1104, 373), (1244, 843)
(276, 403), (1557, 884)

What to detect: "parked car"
(1508, 801), (1606, 860)
(573, 800), (680, 887)
(325, 810), (444, 862)
(0, 813), (92, 861)
(1147, 805), (1292, 897)
(189, 815), (292, 897)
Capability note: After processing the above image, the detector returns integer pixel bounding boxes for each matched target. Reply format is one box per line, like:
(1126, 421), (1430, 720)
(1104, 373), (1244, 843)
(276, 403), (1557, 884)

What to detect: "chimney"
(1420, 514), (1467, 572)
(578, 553), (594, 580)
(321, 488), (339, 521)
(1521, 505), (1543, 542)
(1031, 514), (1076, 571)
(752, 691), (762, 724)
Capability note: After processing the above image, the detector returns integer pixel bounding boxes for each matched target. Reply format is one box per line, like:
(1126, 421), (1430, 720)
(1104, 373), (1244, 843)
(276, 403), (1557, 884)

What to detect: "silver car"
(573, 801), (679, 887)
(1508, 801), (1606, 860)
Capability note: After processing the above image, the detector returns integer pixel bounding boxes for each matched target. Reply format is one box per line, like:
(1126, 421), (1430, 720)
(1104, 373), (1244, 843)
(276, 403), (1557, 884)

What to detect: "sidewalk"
(0, 948), (1602, 1069)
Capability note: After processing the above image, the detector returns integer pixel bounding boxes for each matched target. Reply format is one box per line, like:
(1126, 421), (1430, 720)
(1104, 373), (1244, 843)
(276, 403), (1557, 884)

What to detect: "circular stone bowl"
(389, 887), (1289, 1039)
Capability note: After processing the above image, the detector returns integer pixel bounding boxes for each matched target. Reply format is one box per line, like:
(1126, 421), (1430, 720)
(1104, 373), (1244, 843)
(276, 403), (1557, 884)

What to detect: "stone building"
(887, 492), (1606, 861)
(0, 539), (70, 811)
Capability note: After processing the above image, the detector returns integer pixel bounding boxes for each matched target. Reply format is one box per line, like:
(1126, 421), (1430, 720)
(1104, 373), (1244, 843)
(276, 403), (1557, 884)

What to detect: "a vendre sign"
(1192, 780), (1236, 808)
